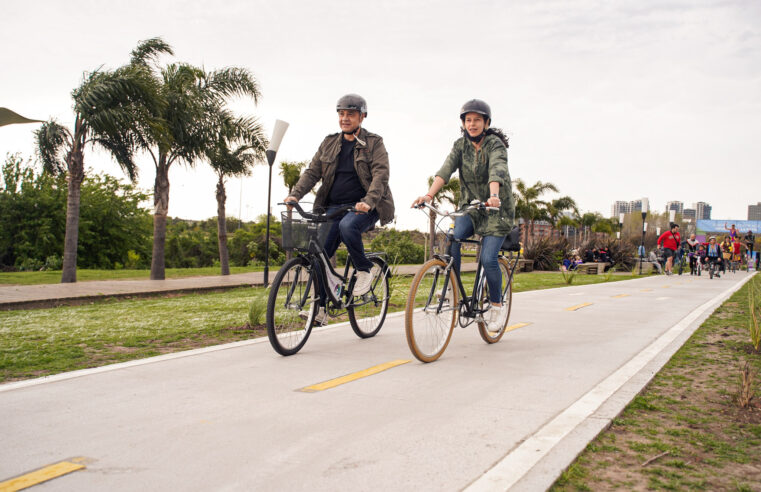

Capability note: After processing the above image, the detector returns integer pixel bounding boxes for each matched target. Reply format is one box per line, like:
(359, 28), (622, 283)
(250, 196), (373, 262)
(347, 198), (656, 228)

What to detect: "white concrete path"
(0, 271), (753, 491)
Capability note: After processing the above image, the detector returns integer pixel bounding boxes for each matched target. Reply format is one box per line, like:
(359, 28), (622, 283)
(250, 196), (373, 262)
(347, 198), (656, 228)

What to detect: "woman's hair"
(460, 127), (510, 148)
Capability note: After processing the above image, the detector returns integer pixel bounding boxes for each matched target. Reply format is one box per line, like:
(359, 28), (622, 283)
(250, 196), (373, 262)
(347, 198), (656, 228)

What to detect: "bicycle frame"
(283, 202), (390, 313)
(417, 201), (520, 328)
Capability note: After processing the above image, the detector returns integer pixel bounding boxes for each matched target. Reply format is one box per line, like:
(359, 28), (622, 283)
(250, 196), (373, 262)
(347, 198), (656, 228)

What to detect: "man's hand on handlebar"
(284, 196), (298, 210)
(355, 201), (370, 213)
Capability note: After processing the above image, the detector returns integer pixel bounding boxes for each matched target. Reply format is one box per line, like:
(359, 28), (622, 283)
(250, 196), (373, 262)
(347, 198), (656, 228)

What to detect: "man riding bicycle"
(284, 94), (395, 322)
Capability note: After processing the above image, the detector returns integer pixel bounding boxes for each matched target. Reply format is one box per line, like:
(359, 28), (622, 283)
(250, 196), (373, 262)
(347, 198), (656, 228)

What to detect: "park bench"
(576, 262), (609, 274)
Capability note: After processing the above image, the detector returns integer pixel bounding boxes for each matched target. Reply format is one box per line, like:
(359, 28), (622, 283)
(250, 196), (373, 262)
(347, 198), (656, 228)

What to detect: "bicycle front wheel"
(478, 257), (513, 343)
(266, 257), (317, 356)
(405, 258), (459, 363)
(348, 257), (390, 339)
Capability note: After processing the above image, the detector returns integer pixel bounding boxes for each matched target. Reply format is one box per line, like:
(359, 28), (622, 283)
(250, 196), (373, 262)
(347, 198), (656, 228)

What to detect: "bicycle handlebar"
(280, 201), (357, 222)
(414, 200), (499, 217)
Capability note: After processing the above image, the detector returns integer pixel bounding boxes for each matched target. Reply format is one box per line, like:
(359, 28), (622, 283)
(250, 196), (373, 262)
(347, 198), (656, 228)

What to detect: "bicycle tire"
(405, 258), (459, 363)
(348, 257), (390, 339)
(266, 257), (317, 356)
(477, 257), (513, 344)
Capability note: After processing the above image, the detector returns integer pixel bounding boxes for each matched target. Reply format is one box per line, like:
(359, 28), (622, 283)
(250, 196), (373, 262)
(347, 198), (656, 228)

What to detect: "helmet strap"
(465, 131), (485, 143)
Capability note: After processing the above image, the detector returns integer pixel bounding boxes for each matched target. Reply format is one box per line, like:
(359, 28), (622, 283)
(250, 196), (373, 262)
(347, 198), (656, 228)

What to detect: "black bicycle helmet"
(336, 94), (367, 116)
(459, 99), (491, 122)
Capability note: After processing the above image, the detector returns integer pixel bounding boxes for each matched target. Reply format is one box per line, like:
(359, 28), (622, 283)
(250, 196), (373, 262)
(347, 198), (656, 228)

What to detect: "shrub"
(369, 229), (424, 265)
(523, 237), (569, 271)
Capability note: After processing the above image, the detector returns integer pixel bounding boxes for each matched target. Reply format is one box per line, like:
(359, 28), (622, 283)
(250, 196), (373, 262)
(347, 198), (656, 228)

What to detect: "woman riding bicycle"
(411, 99), (514, 325)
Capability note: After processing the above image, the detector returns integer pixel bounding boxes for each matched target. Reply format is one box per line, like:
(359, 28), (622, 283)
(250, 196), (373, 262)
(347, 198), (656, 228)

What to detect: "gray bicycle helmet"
(336, 94), (367, 116)
(459, 99), (491, 122)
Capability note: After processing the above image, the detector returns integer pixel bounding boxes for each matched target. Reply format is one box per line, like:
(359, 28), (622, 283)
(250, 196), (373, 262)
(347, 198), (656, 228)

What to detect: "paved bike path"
(0, 272), (753, 490)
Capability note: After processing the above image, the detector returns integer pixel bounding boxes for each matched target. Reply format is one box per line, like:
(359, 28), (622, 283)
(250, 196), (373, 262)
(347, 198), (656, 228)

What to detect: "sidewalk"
(0, 264), (477, 310)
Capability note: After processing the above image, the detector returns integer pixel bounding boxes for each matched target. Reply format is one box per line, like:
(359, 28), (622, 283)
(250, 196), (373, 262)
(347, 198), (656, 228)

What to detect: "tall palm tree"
(35, 63), (162, 282)
(206, 114), (267, 275)
(513, 179), (558, 244)
(426, 176), (460, 259)
(127, 38), (262, 279)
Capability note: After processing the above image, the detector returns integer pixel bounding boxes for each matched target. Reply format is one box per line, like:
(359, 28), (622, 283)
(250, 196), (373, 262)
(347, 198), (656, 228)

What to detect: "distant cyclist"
(685, 233), (699, 275)
(285, 94), (395, 321)
(657, 223), (680, 275)
(706, 236), (722, 277)
(412, 99), (514, 326)
(724, 222), (738, 241)
(744, 230), (755, 263)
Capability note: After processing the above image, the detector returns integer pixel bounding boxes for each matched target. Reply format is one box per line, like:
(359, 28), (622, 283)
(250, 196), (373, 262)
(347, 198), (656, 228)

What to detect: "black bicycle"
(265, 202), (391, 356)
(404, 201), (521, 362)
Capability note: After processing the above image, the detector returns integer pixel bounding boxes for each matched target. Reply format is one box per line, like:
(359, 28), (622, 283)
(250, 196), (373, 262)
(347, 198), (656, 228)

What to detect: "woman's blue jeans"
(451, 214), (506, 304)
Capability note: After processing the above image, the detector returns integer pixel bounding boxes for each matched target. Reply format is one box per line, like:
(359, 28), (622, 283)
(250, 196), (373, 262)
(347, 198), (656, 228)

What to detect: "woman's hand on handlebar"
(411, 194), (432, 208)
(486, 196), (501, 208)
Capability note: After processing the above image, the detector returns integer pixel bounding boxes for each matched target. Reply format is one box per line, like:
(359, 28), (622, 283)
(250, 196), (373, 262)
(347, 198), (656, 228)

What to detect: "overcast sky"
(3, 0), (760, 231)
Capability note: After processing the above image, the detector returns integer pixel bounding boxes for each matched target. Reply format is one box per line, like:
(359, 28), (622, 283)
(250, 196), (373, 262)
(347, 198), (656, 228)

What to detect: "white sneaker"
(353, 270), (373, 296)
(299, 307), (328, 325)
(487, 304), (506, 332)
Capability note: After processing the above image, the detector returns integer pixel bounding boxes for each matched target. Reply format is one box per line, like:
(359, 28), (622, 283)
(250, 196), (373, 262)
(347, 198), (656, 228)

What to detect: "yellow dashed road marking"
(504, 322), (531, 333)
(0, 460), (85, 492)
(565, 302), (593, 311)
(299, 359), (410, 392)
(640, 289), (653, 292)
(612, 294), (630, 298)
(662, 285), (671, 289)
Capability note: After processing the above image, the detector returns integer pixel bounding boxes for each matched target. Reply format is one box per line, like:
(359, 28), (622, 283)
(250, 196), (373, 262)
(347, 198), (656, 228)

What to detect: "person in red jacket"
(657, 223), (681, 275)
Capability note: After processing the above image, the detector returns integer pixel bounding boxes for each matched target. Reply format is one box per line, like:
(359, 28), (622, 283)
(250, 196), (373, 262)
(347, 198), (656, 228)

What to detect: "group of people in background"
(653, 222), (757, 277)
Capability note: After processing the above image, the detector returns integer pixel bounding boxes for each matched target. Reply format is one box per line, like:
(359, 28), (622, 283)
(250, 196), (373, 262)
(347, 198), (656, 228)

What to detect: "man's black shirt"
(328, 137), (365, 206)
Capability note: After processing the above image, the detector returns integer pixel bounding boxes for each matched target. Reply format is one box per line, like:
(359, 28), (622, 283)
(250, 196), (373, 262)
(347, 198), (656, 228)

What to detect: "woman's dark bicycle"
(265, 202), (391, 356)
(404, 201), (521, 362)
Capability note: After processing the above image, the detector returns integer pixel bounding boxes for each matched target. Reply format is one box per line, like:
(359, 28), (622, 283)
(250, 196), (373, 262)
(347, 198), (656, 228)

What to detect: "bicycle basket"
(281, 211), (332, 251)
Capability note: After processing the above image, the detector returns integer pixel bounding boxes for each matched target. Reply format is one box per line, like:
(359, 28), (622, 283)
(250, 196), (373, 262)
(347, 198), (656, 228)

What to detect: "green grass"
(0, 265), (265, 285)
(0, 271), (642, 382)
(550, 275), (761, 491)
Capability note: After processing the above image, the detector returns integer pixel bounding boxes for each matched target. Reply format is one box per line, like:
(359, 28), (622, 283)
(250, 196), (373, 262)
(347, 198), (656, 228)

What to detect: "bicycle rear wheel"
(405, 258), (458, 363)
(348, 257), (390, 338)
(266, 257), (317, 356)
(478, 257), (513, 343)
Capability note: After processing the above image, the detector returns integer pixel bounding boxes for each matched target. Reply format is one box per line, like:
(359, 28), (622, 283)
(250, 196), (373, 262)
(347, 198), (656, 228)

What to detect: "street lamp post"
(264, 119), (289, 287)
(639, 199), (649, 275)
(617, 212), (624, 240)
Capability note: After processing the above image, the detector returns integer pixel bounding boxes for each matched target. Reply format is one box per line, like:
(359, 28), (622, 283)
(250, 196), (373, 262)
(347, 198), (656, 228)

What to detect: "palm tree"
(426, 176), (460, 259)
(35, 63), (162, 282)
(126, 38), (262, 279)
(279, 160), (307, 195)
(206, 114), (267, 275)
(513, 179), (558, 244)
(579, 212), (600, 242)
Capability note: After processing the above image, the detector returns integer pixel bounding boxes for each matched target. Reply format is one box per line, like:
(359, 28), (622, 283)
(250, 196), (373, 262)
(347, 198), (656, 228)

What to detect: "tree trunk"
(150, 156), (170, 280)
(216, 174), (230, 275)
(60, 147), (85, 283)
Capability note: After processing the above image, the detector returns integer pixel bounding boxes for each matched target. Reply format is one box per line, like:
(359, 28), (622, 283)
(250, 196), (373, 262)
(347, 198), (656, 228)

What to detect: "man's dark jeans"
(323, 204), (378, 273)
(315, 204), (378, 306)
